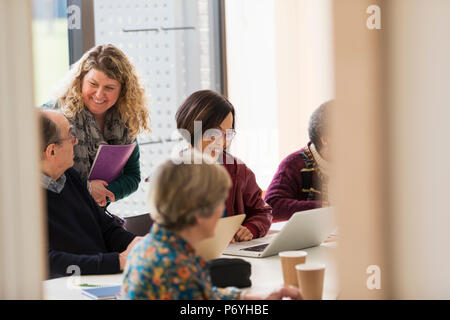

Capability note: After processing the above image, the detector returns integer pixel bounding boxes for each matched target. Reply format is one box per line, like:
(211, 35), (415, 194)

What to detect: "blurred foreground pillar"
(0, 0), (46, 299)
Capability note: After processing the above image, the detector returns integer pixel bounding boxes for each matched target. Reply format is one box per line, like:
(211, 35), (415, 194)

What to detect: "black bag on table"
(206, 258), (252, 288)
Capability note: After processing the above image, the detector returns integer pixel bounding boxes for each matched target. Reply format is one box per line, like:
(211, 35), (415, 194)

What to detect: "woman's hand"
(88, 180), (115, 207)
(243, 285), (303, 300)
(264, 286), (303, 300)
(231, 225), (253, 243)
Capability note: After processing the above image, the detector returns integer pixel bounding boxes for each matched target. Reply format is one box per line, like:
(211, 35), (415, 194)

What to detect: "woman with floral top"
(121, 152), (301, 300)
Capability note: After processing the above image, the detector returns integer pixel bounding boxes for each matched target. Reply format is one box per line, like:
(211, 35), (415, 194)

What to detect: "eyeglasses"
(203, 128), (236, 143)
(59, 127), (77, 144)
(217, 128), (236, 142)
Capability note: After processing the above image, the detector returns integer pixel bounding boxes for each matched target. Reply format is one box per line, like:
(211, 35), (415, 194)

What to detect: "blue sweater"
(46, 168), (135, 279)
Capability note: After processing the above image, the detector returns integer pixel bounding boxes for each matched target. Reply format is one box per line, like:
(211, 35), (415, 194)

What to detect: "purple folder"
(88, 142), (136, 183)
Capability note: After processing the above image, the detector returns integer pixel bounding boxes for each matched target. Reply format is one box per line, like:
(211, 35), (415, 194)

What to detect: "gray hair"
(39, 110), (62, 153)
(308, 100), (333, 151)
(149, 153), (232, 232)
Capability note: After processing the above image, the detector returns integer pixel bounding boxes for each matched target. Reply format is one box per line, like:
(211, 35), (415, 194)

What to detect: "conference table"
(43, 222), (339, 300)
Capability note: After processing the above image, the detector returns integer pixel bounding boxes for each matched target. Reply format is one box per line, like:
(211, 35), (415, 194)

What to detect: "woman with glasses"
(44, 44), (150, 208)
(175, 90), (272, 241)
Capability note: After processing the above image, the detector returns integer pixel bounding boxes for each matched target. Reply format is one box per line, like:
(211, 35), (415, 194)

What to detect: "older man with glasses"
(40, 110), (142, 279)
(264, 101), (333, 222)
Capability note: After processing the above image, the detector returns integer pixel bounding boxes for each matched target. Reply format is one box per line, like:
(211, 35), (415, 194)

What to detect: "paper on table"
(269, 221), (288, 232)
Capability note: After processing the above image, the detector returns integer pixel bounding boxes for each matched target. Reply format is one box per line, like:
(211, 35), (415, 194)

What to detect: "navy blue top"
(46, 168), (135, 279)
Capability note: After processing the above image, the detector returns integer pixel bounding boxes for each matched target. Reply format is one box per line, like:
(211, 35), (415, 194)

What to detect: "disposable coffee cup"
(295, 263), (326, 300)
(279, 251), (308, 287)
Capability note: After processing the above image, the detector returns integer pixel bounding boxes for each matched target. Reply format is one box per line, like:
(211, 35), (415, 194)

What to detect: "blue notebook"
(81, 285), (122, 300)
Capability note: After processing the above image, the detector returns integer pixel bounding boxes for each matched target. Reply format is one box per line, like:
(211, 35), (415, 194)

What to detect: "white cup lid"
(295, 263), (326, 271)
(278, 250), (308, 258)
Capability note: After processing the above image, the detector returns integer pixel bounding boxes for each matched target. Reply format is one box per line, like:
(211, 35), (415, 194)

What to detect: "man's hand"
(231, 225), (253, 243)
(89, 180), (115, 207)
(119, 237), (143, 270)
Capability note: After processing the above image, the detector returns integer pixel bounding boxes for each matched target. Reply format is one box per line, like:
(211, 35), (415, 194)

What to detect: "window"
(32, 0), (69, 106)
(90, 0), (225, 216)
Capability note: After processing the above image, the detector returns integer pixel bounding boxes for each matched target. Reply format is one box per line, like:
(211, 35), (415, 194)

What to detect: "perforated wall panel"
(93, 0), (218, 217)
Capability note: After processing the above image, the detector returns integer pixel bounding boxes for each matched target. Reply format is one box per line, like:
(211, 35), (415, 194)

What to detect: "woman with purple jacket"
(175, 90), (273, 242)
(264, 101), (332, 222)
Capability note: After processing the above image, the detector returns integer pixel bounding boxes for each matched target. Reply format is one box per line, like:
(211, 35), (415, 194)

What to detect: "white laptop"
(194, 214), (245, 260)
(223, 207), (336, 258)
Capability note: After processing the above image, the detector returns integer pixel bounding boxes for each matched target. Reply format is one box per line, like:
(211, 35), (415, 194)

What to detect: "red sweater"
(222, 152), (273, 238)
(264, 146), (322, 222)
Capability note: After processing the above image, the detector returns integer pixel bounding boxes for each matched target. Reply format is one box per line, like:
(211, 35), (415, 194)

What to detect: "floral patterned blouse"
(121, 224), (241, 300)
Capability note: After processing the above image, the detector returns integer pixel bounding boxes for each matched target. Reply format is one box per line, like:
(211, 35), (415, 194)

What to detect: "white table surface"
(43, 223), (339, 300)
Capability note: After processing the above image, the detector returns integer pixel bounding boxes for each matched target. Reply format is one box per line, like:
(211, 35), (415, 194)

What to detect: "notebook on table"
(81, 285), (122, 300)
(223, 207), (336, 258)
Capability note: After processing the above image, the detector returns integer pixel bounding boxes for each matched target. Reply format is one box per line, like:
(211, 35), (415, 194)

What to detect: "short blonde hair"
(54, 44), (150, 139)
(149, 153), (232, 232)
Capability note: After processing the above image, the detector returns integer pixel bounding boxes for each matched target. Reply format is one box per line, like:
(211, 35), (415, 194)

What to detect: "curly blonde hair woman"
(44, 44), (150, 206)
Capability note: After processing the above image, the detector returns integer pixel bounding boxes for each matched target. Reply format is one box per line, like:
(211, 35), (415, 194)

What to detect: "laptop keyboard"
(240, 243), (269, 252)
